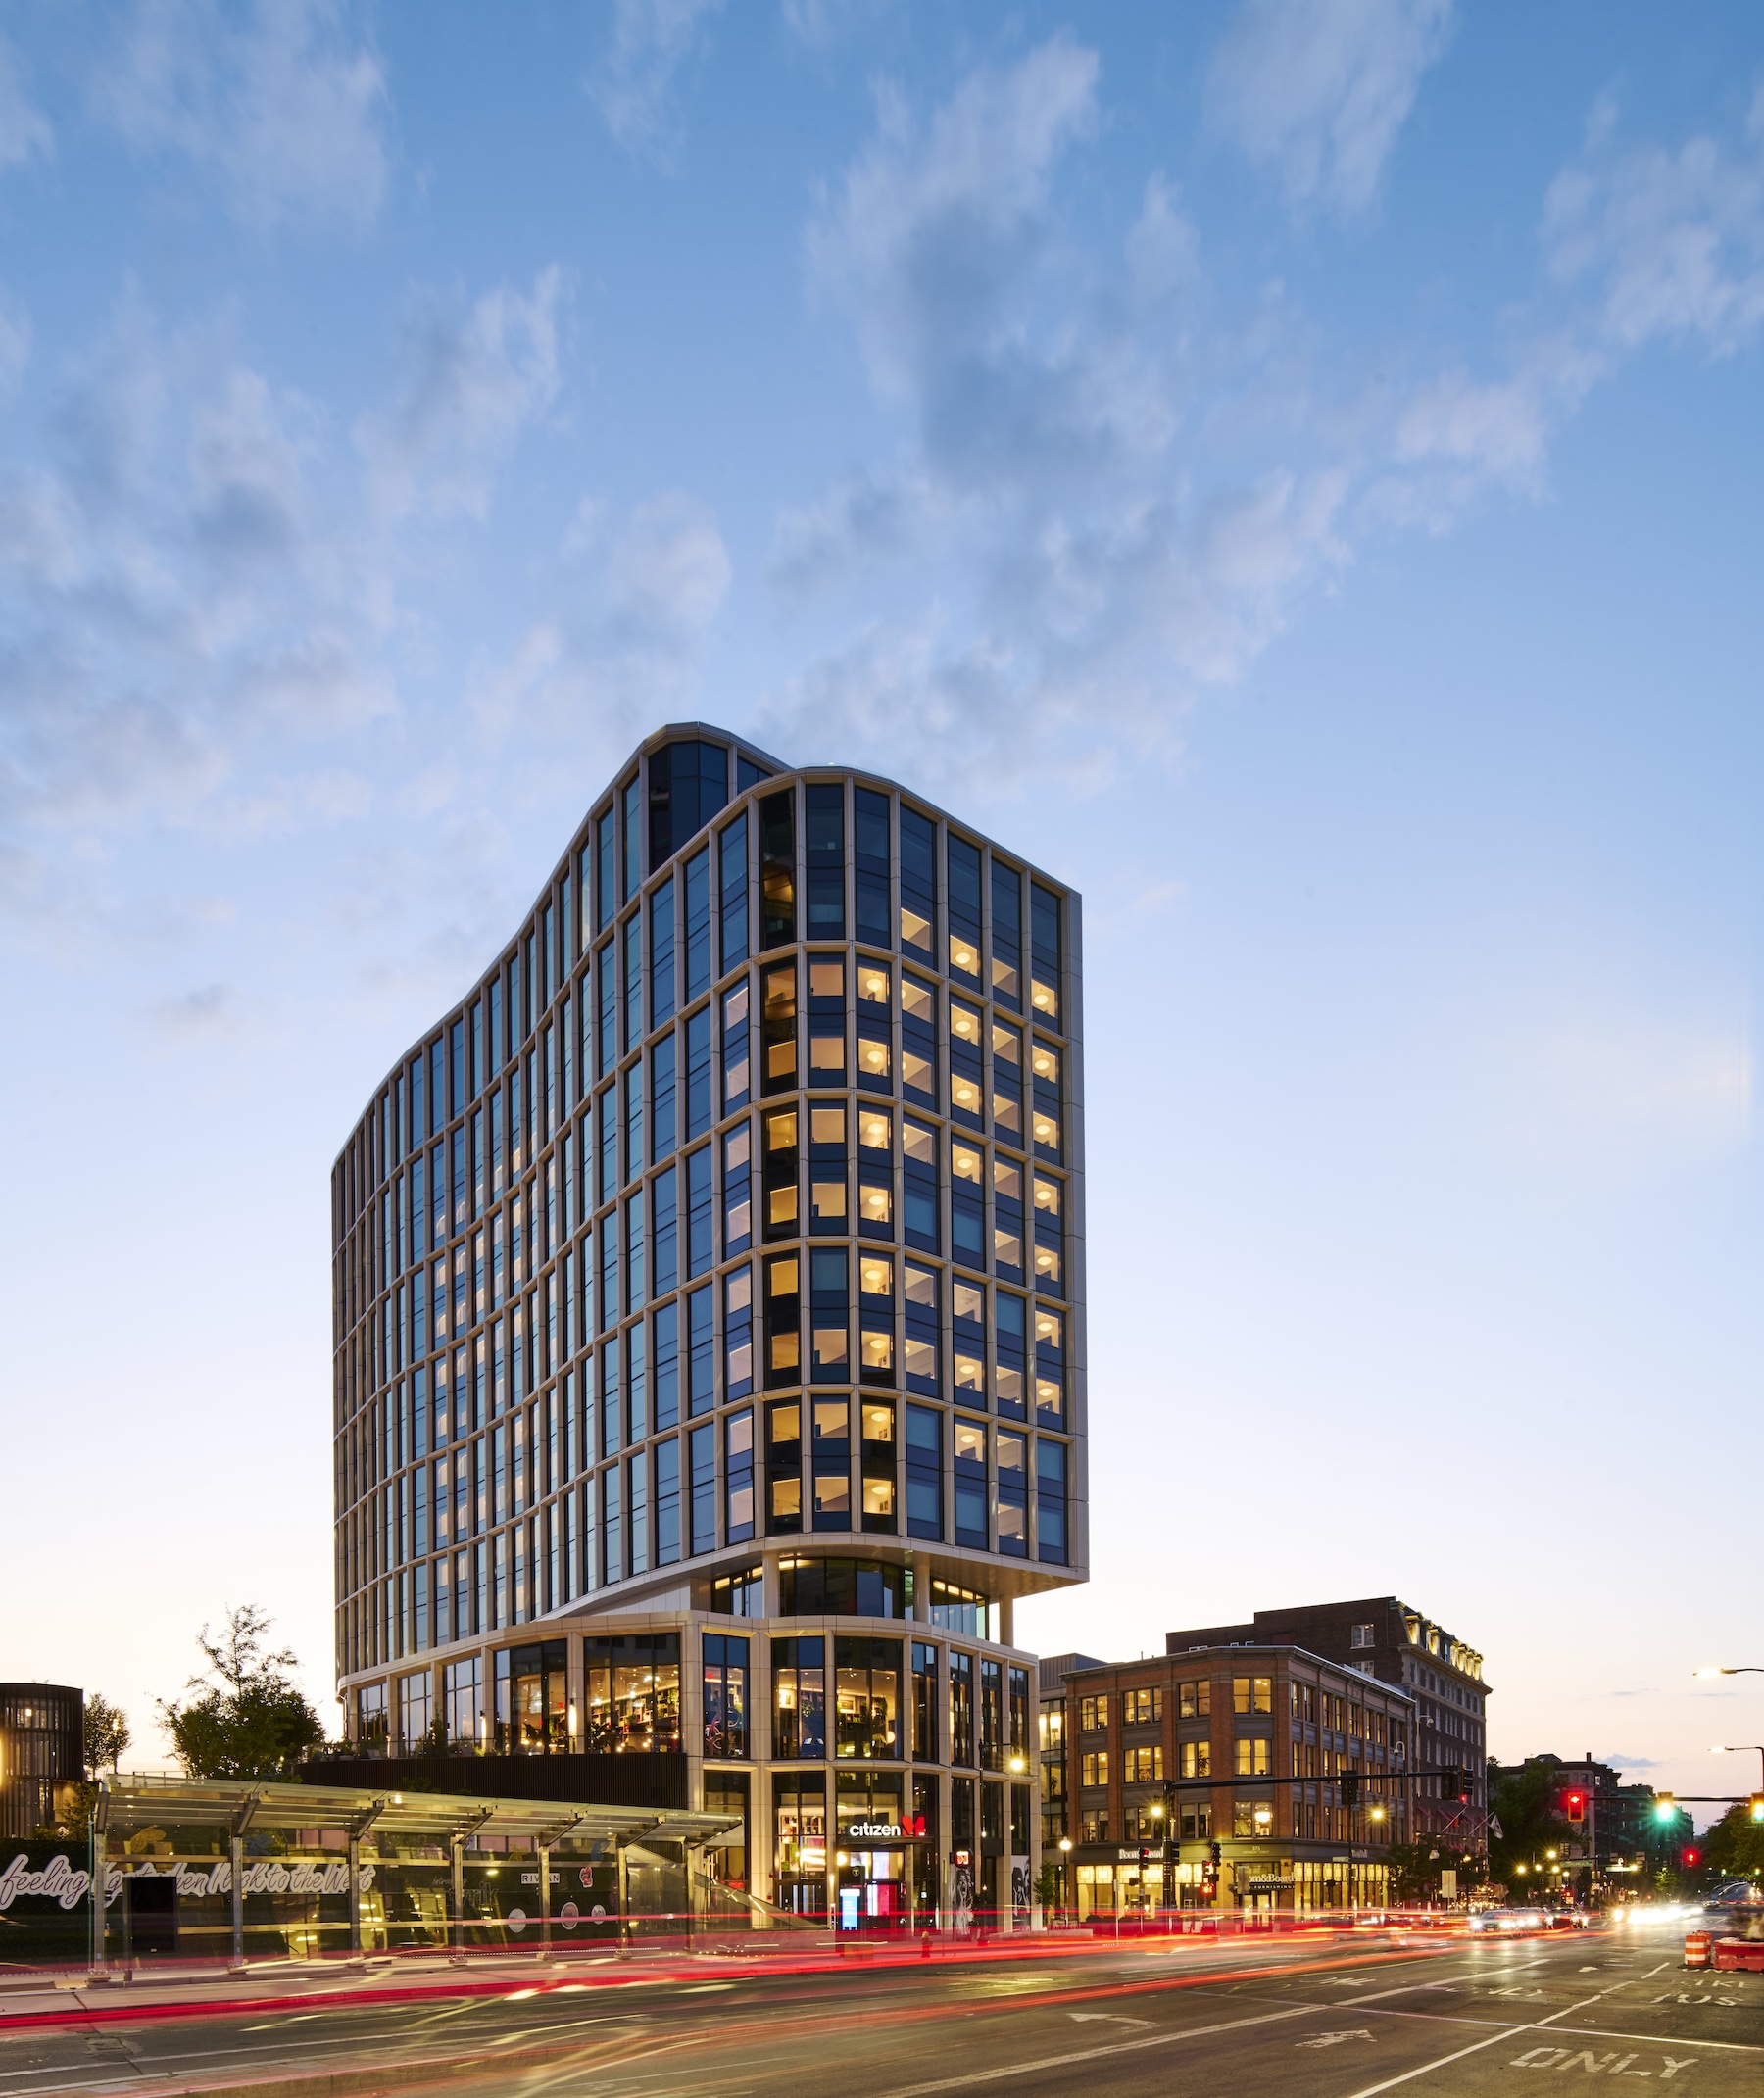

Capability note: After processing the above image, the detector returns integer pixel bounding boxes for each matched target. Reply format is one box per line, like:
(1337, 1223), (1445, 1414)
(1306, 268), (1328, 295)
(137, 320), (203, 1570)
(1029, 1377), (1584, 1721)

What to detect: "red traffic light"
(1565, 1791), (1585, 1823)
(1684, 1848), (1701, 1868)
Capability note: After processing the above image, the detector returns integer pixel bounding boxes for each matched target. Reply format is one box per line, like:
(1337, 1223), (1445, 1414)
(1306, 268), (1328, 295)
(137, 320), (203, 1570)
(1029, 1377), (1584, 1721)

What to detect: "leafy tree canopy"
(83, 1693), (131, 1776)
(1700, 1802), (1764, 1882)
(1487, 1758), (1574, 1885)
(158, 1605), (326, 1781)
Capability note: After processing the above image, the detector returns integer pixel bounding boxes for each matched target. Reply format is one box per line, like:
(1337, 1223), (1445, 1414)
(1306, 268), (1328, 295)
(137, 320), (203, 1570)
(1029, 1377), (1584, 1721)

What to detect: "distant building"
(1037, 1651), (1102, 1858)
(1166, 1596), (1489, 1830)
(1063, 1643), (1415, 1917)
(0, 1684), (83, 1839)
(1488, 1752), (1692, 1878)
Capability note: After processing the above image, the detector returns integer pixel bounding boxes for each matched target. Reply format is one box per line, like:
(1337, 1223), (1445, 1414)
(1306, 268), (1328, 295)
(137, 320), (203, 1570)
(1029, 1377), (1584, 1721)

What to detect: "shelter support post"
(452, 1835), (466, 1959)
(348, 1836), (363, 1956)
(89, 1819), (106, 1974)
(538, 1842), (550, 1955)
(617, 1839), (630, 1949)
(229, 1835), (245, 1967)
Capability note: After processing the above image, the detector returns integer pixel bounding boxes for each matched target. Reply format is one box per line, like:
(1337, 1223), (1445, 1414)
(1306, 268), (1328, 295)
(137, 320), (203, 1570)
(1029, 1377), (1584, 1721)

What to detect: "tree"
(158, 1605), (326, 1780)
(83, 1693), (132, 1776)
(1487, 1759), (1573, 1887)
(1699, 1803), (1764, 1883)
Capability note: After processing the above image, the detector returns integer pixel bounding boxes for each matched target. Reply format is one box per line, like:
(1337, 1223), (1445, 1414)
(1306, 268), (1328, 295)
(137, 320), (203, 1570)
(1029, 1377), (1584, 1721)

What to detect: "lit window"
(1031, 1042), (1059, 1084)
(994, 1157), (1021, 1202)
(768, 1108), (797, 1151)
(903, 1049), (934, 1095)
(992, 1020), (1020, 1064)
(862, 1402), (895, 1442)
(1036, 1308), (1061, 1349)
(858, 1110), (892, 1151)
(771, 1332), (801, 1371)
(902, 976), (934, 1023)
(811, 1179), (847, 1225)
(811, 1106), (847, 1146)
(1035, 1378), (1062, 1422)
(860, 1256), (894, 1297)
(904, 1262), (937, 1309)
(992, 1092), (1021, 1136)
(858, 1037), (892, 1079)
(1034, 1243), (1060, 1285)
(858, 964), (891, 1005)
(954, 1280), (983, 1322)
(771, 1477), (802, 1520)
(955, 1418), (985, 1466)
(955, 1351), (984, 1394)
(810, 1035), (847, 1076)
(1033, 1176), (1059, 1215)
(768, 1186), (799, 1226)
(809, 959), (844, 999)
(950, 1000), (982, 1046)
(994, 1364), (1024, 1408)
(952, 1140), (982, 1184)
(862, 1475), (895, 1517)
(902, 904), (931, 950)
(950, 932), (979, 977)
(861, 1331), (894, 1374)
(1031, 977), (1057, 1020)
(1032, 1112), (1059, 1151)
(812, 1324), (848, 1371)
(859, 1184), (892, 1226)
(903, 1120), (936, 1165)
(770, 1255), (799, 1296)
(951, 1073), (981, 1115)
(903, 1337), (935, 1382)
(813, 1397), (848, 1439)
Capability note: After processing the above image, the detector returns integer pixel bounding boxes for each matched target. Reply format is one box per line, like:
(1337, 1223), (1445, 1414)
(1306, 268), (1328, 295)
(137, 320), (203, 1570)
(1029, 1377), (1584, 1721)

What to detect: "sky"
(1, 0), (1760, 1823)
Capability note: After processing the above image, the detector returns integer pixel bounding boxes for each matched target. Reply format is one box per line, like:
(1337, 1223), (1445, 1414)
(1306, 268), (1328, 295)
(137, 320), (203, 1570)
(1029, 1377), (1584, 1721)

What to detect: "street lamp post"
(1713, 1744), (1764, 1791)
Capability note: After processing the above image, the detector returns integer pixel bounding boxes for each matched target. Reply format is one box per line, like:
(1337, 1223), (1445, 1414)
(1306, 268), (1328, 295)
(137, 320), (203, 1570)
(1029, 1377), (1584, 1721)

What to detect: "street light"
(1712, 1744), (1764, 1789)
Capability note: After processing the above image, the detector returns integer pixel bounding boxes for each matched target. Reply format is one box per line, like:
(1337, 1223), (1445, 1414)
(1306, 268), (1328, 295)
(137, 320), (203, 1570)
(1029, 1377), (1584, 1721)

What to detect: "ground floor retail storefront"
(1071, 1844), (1393, 1918)
(331, 1605), (1044, 1933)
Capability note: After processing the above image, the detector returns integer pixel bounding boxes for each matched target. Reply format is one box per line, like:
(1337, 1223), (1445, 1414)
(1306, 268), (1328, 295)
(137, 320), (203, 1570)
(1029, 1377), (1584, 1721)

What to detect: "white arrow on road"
(1297, 2029), (1376, 2050)
(1068, 2013), (1153, 2027)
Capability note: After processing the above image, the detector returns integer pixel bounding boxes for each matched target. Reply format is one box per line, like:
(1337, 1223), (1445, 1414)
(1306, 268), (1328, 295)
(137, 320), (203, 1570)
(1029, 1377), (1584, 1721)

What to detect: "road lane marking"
(1335, 1969), (1670, 2098)
(871, 2001), (1324, 2096)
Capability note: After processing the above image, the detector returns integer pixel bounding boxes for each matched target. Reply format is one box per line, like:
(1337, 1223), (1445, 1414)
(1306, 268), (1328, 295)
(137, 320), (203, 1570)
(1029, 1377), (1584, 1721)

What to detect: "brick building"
(1063, 1643), (1415, 1916)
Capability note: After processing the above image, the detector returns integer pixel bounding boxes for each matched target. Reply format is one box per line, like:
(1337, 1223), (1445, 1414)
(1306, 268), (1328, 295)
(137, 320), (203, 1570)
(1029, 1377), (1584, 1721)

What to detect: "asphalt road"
(1, 1916), (1754, 2097)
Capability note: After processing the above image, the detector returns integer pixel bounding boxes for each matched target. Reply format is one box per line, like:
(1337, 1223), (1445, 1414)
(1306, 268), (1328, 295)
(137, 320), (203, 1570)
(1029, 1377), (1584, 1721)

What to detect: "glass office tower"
(330, 724), (1087, 1927)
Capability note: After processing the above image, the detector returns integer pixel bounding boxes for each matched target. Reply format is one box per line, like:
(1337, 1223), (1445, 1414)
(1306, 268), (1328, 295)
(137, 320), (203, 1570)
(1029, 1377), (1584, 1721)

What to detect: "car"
(1468, 1908), (1545, 1934)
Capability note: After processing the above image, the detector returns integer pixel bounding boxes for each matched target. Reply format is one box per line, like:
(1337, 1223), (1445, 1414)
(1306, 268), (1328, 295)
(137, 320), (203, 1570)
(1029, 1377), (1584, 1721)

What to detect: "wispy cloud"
(356, 268), (564, 525)
(1209, 0), (1453, 219)
(96, 0), (390, 231)
(0, 33), (54, 171)
(587, 0), (723, 163)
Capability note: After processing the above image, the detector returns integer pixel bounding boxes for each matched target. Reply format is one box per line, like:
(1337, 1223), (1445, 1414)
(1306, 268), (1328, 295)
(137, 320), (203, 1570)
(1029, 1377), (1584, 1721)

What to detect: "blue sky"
(2, 0), (1760, 1814)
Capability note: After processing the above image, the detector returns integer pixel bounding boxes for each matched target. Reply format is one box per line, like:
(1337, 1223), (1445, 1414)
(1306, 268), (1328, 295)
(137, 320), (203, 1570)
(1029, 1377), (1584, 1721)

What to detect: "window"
(762, 960), (797, 1095)
(583, 1632), (680, 1752)
(899, 805), (936, 960)
(719, 811), (749, 973)
(1081, 1751), (1109, 1789)
(760, 789), (795, 950)
(1035, 1437), (1067, 1563)
(948, 1649), (973, 1766)
(905, 1402), (941, 1539)
(911, 1641), (938, 1760)
(1350, 1623), (1375, 1649)
(724, 1264), (754, 1398)
(904, 1259), (938, 1391)
(805, 784), (845, 939)
(835, 1635), (902, 1759)
(712, 1563), (762, 1616)
(1234, 1736), (1271, 1777)
(764, 1104), (799, 1239)
(1030, 884), (1059, 1019)
(996, 1429), (1026, 1557)
(725, 1410), (754, 1542)
(861, 1399), (896, 1532)
(765, 1251), (801, 1383)
(723, 1120), (752, 1255)
(1123, 1687), (1162, 1726)
(990, 860), (1021, 1008)
(703, 1632), (749, 1759)
(854, 788), (891, 949)
(772, 1635), (825, 1758)
(1124, 1745), (1163, 1783)
(954, 1414), (987, 1549)
(1233, 1676), (1273, 1716)
(1180, 1739), (1211, 1779)
(1179, 1679), (1211, 1719)
(722, 977), (751, 1113)
(777, 1554), (905, 1617)
(1079, 1693), (1110, 1732)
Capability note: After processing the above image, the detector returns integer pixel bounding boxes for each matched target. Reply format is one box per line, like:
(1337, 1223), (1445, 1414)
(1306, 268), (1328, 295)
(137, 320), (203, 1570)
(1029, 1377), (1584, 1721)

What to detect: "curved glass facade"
(330, 723), (1086, 1925)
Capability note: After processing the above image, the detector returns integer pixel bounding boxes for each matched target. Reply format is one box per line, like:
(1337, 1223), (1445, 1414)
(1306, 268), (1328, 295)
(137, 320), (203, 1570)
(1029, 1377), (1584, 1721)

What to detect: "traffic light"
(1749, 1795), (1764, 1825)
(1441, 1766), (1464, 1803)
(1684, 1847), (1701, 1869)
(1565, 1790), (1585, 1825)
(1139, 1845), (1152, 1869)
(1209, 1840), (1223, 1868)
(1653, 1792), (1677, 1822)
(1340, 1774), (1359, 1808)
